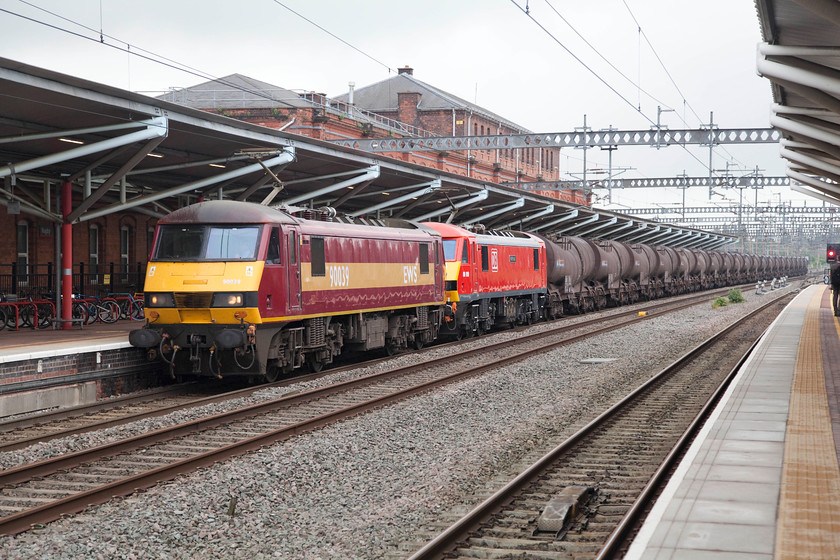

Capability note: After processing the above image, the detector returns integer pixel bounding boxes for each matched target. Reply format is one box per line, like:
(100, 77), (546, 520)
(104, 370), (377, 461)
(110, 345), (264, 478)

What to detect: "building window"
(16, 220), (28, 287)
(89, 224), (99, 284)
(120, 226), (131, 268)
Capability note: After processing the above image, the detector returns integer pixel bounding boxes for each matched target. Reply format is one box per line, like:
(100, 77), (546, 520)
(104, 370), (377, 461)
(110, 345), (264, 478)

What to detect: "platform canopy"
(0, 57), (735, 249)
(756, 0), (840, 206)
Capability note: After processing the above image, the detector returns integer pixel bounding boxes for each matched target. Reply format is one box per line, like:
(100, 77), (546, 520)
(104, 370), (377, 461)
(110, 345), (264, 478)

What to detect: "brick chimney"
(398, 65), (414, 76)
(397, 91), (421, 125)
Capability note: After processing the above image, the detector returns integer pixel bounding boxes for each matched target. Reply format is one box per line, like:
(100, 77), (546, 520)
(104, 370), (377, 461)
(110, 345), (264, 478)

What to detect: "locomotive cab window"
(534, 248), (539, 271)
(442, 240), (457, 261)
(481, 246), (489, 271)
(420, 243), (429, 275)
(266, 227), (281, 264)
(154, 225), (259, 261)
(461, 242), (469, 264)
(311, 236), (325, 277)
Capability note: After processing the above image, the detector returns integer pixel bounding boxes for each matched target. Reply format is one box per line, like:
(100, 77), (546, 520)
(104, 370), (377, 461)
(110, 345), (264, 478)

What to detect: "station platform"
(626, 283), (840, 560)
(0, 320), (163, 417)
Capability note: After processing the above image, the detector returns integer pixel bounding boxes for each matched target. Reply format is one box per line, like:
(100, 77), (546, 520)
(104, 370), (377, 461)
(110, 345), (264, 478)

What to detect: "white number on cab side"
(329, 265), (350, 287)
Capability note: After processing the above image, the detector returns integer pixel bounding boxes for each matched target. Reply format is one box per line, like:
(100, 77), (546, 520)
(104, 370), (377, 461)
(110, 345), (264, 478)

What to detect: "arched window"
(16, 220), (29, 287)
(121, 225), (132, 283)
(120, 225), (131, 267)
(89, 224), (100, 285)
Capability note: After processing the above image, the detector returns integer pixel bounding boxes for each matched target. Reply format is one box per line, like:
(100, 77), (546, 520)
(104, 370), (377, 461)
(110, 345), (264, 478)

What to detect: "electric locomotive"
(423, 222), (547, 338)
(130, 200), (446, 380)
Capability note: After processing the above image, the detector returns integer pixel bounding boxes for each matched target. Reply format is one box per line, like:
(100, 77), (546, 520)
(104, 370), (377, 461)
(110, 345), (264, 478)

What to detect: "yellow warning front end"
(142, 261), (265, 325)
(444, 260), (461, 303)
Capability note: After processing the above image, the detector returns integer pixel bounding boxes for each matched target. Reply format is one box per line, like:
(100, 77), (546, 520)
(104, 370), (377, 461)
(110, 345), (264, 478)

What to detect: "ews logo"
(828, 244), (840, 263)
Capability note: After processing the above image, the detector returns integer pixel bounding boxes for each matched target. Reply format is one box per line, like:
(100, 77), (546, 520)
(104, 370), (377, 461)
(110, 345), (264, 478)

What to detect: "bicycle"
(0, 293), (9, 331)
(40, 290), (89, 327)
(7, 291), (55, 329)
(74, 293), (120, 324)
(106, 291), (145, 321)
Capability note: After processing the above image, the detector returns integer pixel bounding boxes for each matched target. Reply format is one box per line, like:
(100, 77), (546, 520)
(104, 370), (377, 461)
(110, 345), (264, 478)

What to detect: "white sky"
(0, 0), (818, 214)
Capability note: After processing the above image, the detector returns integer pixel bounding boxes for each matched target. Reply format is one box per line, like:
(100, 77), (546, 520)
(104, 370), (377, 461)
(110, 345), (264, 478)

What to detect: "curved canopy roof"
(0, 57), (734, 250)
(756, 0), (840, 205)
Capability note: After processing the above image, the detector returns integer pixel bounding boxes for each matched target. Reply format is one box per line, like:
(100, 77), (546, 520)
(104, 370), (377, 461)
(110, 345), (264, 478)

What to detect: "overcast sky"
(1, 0), (815, 213)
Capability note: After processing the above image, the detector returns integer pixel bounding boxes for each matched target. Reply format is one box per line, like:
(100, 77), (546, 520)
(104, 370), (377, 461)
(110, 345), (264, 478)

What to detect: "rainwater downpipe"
(466, 111), (473, 178)
(279, 117), (296, 131)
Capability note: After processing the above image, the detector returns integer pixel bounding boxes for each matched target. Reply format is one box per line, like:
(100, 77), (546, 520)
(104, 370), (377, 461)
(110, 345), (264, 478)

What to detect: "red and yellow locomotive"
(130, 200), (445, 379)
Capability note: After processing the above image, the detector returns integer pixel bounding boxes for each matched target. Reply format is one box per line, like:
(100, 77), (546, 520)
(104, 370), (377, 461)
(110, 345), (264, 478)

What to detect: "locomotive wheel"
(307, 353), (324, 373)
(265, 365), (281, 383)
(412, 337), (424, 350)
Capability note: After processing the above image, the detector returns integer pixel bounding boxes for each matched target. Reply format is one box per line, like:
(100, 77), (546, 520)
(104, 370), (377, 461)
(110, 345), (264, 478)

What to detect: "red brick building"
(333, 66), (578, 202)
(160, 70), (585, 204)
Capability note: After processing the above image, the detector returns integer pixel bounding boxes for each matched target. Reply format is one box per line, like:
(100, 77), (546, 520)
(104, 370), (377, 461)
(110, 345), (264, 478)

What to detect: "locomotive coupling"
(444, 302), (457, 322)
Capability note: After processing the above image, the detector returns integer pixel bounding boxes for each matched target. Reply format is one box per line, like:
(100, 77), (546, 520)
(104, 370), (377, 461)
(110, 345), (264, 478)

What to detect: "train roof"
(158, 200), (299, 225)
(424, 222), (541, 248)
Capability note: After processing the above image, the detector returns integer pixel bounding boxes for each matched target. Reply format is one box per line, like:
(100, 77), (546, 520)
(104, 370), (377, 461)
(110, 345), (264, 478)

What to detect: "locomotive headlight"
(212, 292), (245, 307)
(146, 293), (175, 307)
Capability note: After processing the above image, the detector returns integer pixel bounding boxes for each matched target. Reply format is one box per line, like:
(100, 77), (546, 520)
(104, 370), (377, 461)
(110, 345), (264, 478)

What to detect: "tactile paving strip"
(775, 286), (840, 559)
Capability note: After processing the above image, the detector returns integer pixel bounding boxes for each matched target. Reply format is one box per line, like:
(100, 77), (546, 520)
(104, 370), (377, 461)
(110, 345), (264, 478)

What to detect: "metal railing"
(0, 262), (146, 298)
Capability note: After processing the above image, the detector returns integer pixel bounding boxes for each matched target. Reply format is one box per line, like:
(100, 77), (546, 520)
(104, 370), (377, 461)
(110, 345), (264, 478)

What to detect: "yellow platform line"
(775, 286), (840, 559)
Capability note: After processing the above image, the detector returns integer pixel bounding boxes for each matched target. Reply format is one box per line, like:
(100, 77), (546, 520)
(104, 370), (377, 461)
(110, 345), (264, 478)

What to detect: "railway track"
(0, 284), (785, 536)
(0, 286), (747, 454)
(404, 290), (793, 560)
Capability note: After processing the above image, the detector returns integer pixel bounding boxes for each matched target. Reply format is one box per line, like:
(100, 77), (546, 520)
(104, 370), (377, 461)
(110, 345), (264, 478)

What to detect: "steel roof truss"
(283, 165), (380, 206)
(573, 217), (618, 238)
(391, 191), (437, 219)
(494, 204), (555, 230)
(555, 213), (600, 235)
(0, 186), (59, 222)
(642, 228), (674, 245)
(0, 119), (167, 146)
(622, 225), (660, 243)
(462, 197), (526, 225)
(67, 136), (167, 222)
(590, 220), (634, 240)
(78, 148), (295, 222)
(667, 232), (697, 248)
(329, 179), (374, 208)
(657, 230), (687, 245)
(530, 209), (579, 232)
(413, 189), (489, 222)
(697, 235), (722, 250)
(346, 180), (441, 218)
(0, 116), (168, 181)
